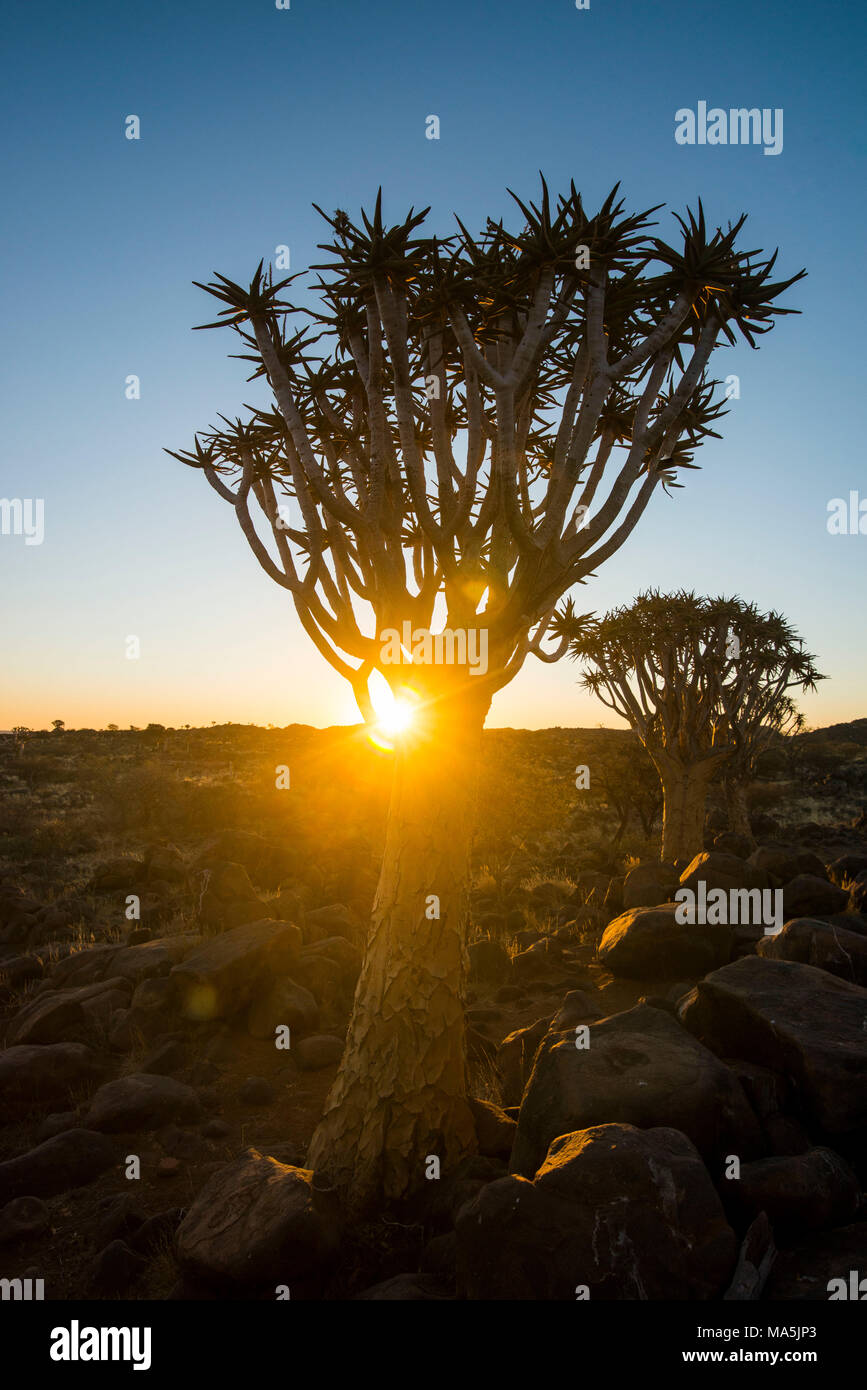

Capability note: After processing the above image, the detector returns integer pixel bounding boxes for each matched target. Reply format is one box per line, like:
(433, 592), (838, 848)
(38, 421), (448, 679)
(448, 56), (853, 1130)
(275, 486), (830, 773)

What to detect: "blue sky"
(1, 0), (865, 730)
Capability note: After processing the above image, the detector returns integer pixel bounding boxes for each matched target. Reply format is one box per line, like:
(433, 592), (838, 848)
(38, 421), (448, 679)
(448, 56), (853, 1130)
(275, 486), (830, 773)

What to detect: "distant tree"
(106, 723), (119, 732)
(11, 726), (31, 740)
(170, 182), (803, 1213)
(717, 633), (818, 846)
(595, 737), (663, 843)
(51, 719), (65, 733)
(558, 591), (821, 862)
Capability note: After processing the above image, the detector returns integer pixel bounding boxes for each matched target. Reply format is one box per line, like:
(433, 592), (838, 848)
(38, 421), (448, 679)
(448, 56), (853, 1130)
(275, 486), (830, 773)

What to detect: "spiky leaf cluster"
(168, 181), (804, 713)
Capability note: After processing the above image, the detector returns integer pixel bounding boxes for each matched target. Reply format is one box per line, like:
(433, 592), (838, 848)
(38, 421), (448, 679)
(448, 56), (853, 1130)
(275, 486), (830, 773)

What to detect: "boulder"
(130, 976), (177, 1019)
(171, 919), (303, 1021)
(89, 858), (144, 892)
(511, 936), (567, 979)
(764, 1223), (867, 1300)
(238, 1076), (276, 1107)
(34, 1111), (79, 1141)
(303, 904), (361, 942)
(246, 978), (320, 1040)
(598, 903), (731, 979)
(143, 844), (187, 884)
(713, 832), (755, 860)
(723, 1211), (777, 1300)
(680, 851), (770, 895)
(828, 853), (867, 889)
(5, 990), (88, 1046)
(129, 1207), (184, 1254)
(678, 955), (867, 1135)
(468, 1097), (517, 1159)
(140, 1039), (186, 1076)
(86, 1074), (202, 1132)
(422, 1154), (508, 1228)
(0, 954), (44, 989)
(199, 832), (293, 888)
(782, 875), (849, 919)
(295, 1034), (344, 1070)
(354, 1273), (453, 1300)
(197, 862), (268, 931)
(0, 1195), (50, 1246)
(496, 1016), (551, 1107)
(510, 1003), (762, 1179)
(468, 939), (511, 983)
(106, 935), (202, 987)
(175, 1149), (341, 1287)
(0, 1129), (116, 1202)
(528, 879), (574, 913)
(0, 1041), (104, 1110)
(91, 1192), (143, 1247)
(292, 938), (361, 1019)
(757, 917), (867, 987)
(548, 990), (603, 1031)
(296, 935), (361, 980)
(49, 944), (119, 989)
(511, 937), (566, 979)
(574, 870), (612, 902)
(456, 1124), (736, 1300)
(0, 885), (42, 941)
(7, 979), (131, 1046)
(90, 1240), (146, 1294)
(725, 1148), (859, 1241)
(749, 845), (826, 883)
(750, 813), (782, 840)
(621, 861), (680, 910)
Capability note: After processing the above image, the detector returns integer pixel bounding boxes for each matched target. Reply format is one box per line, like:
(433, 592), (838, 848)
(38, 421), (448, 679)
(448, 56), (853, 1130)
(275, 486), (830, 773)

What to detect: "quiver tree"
(168, 181), (802, 1214)
(557, 591), (821, 863)
(716, 610), (821, 846)
(722, 698), (803, 847)
(592, 736), (663, 845)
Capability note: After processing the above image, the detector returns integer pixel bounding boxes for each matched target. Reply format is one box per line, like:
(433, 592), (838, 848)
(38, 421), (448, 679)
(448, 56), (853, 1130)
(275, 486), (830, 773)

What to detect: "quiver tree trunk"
(724, 775), (756, 848)
(652, 752), (723, 865)
(305, 684), (490, 1216)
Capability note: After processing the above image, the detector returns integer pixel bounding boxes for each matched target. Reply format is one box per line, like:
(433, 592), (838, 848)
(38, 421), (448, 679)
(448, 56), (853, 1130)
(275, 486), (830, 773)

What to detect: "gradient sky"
(2, 0), (865, 731)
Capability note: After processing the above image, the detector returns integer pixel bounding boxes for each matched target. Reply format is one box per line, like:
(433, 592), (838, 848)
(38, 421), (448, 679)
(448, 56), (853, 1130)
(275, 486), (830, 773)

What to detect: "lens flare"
(367, 670), (417, 748)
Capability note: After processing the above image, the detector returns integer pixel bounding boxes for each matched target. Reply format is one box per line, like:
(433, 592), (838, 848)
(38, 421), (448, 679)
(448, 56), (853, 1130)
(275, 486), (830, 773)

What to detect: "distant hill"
(796, 718), (867, 747)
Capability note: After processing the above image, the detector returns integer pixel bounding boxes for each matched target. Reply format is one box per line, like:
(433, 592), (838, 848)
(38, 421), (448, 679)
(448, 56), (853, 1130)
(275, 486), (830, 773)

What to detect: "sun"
(379, 697), (415, 736)
(367, 671), (417, 746)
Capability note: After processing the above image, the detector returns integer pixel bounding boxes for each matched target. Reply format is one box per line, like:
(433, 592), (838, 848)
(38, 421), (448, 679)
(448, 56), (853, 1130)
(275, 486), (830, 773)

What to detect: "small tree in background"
(593, 736), (663, 844)
(169, 183), (802, 1213)
(717, 614), (821, 846)
(558, 591), (822, 863)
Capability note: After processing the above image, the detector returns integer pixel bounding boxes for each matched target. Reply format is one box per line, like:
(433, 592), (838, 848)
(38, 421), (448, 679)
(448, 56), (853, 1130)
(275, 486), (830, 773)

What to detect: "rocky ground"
(1, 720), (866, 1299)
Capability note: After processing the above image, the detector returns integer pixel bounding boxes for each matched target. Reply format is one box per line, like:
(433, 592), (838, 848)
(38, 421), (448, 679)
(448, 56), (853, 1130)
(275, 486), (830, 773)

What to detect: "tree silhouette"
(595, 737), (664, 844)
(169, 181), (803, 1212)
(557, 591), (821, 862)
